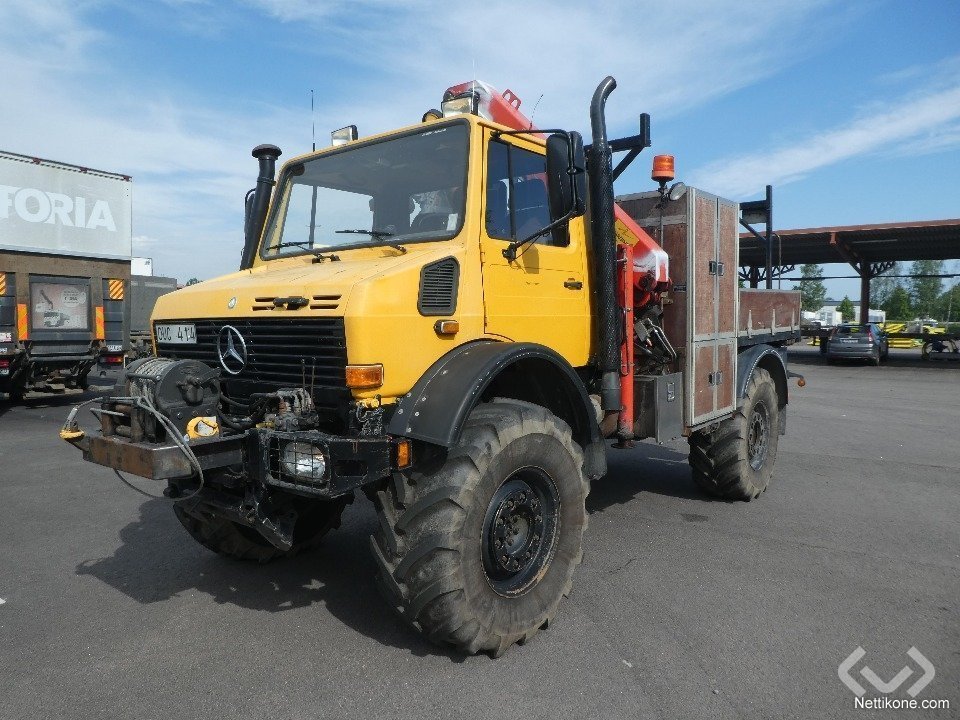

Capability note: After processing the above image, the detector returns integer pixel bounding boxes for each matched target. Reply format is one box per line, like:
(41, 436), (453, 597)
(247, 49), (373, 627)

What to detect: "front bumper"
(70, 427), (393, 499)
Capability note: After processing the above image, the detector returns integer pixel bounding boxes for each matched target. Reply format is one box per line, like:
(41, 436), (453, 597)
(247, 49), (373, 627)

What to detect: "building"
(813, 300), (885, 325)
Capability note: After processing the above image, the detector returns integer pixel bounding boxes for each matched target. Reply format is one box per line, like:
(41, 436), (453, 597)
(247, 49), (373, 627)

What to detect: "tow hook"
(59, 402), (88, 444)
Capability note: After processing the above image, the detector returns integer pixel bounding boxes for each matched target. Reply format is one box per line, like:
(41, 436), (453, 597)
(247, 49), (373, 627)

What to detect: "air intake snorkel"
(240, 144), (282, 270)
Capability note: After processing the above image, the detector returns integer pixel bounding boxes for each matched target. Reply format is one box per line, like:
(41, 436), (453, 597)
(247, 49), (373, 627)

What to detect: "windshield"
(261, 122), (469, 258)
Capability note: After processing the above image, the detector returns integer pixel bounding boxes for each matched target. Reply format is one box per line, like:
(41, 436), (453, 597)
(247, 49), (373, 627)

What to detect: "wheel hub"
(748, 401), (770, 471)
(481, 469), (559, 595)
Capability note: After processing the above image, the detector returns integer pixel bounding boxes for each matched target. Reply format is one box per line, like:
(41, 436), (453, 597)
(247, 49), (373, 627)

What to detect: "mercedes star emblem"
(217, 325), (248, 375)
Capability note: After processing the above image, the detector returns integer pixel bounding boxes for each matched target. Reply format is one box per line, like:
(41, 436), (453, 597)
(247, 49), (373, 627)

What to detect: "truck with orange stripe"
(0, 150), (131, 400)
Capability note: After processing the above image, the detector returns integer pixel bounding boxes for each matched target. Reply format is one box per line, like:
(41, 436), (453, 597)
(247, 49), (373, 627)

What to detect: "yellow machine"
(64, 78), (800, 657)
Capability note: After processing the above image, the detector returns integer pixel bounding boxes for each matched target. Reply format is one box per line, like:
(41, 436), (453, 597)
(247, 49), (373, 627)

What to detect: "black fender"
(737, 343), (789, 434)
(387, 341), (606, 480)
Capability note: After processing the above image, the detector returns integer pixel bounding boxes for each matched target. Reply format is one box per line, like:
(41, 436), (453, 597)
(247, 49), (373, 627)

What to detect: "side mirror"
(546, 131), (586, 222)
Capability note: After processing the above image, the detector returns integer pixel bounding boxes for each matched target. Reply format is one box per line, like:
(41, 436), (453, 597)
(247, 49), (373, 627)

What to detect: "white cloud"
(244, 0), (840, 133)
(690, 58), (960, 198)
(0, 0), (846, 282)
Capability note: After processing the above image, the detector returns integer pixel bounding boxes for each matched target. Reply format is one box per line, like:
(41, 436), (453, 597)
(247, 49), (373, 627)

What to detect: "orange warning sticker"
(108, 279), (124, 300)
(17, 303), (29, 340)
(94, 306), (105, 340)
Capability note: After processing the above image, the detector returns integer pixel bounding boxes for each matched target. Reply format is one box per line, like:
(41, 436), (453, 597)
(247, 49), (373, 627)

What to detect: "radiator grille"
(418, 257), (459, 315)
(154, 317), (348, 407)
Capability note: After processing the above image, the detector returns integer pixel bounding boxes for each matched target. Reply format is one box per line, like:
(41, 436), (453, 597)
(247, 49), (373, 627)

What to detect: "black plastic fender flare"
(387, 340), (606, 479)
(737, 343), (789, 433)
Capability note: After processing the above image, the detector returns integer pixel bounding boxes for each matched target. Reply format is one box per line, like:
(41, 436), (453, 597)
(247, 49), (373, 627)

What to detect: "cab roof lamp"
(440, 93), (479, 118)
(331, 125), (359, 146)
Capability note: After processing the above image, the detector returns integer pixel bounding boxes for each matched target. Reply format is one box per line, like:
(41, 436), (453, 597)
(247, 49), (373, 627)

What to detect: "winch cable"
(63, 389), (206, 502)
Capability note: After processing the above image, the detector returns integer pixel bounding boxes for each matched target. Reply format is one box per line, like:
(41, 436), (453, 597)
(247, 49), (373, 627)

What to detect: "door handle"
(564, 280), (583, 290)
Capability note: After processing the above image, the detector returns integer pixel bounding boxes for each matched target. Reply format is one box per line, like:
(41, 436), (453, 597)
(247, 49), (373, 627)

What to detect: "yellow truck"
(63, 78), (801, 656)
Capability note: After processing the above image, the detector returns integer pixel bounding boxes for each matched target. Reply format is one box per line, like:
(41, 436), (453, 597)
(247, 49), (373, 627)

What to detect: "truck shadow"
(75, 498), (465, 660)
(589, 441), (705, 509)
(74, 443), (702, 660)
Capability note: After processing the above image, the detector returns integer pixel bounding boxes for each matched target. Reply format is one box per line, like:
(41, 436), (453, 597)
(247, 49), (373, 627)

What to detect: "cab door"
(479, 131), (591, 366)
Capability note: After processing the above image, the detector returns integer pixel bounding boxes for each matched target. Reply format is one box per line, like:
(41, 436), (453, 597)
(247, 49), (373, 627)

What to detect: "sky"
(1, 0), (958, 300)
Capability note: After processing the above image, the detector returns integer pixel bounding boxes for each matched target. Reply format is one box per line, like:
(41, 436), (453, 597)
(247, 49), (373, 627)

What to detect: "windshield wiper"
(274, 241), (340, 262)
(335, 229), (407, 253)
(335, 229), (394, 238)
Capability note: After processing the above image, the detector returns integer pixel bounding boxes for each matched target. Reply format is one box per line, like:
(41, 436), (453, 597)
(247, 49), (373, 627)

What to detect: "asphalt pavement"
(0, 348), (957, 719)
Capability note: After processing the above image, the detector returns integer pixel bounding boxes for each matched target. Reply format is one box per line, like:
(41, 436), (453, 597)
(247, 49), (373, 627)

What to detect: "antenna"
(528, 93), (544, 129)
(311, 89), (316, 151)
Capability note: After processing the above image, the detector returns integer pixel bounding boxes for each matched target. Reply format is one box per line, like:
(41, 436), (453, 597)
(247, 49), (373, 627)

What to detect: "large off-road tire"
(173, 496), (348, 563)
(371, 399), (589, 657)
(688, 367), (780, 501)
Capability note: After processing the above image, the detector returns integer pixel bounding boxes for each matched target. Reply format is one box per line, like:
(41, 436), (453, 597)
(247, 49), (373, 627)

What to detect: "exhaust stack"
(587, 77), (620, 412)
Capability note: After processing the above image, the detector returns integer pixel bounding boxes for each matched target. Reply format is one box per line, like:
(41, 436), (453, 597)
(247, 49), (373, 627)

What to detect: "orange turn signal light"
(434, 319), (460, 335)
(345, 364), (383, 389)
(395, 439), (412, 468)
(652, 154), (675, 183)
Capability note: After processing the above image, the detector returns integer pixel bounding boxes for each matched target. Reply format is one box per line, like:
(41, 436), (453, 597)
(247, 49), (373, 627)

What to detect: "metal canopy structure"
(739, 219), (960, 323)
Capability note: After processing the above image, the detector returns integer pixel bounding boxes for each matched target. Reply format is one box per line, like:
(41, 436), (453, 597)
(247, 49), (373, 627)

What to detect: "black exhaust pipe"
(240, 143), (282, 270)
(587, 77), (620, 412)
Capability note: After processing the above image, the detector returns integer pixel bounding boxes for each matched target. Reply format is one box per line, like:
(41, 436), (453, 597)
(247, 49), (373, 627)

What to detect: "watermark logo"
(839, 646), (935, 697)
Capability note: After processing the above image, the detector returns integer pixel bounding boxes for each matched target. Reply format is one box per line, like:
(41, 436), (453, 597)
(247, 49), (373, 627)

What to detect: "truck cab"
(151, 114), (595, 415)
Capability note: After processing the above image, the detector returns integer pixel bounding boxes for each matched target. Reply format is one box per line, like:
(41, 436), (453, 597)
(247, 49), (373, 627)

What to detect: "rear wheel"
(173, 496), (348, 563)
(689, 367), (780, 501)
(370, 399), (589, 657)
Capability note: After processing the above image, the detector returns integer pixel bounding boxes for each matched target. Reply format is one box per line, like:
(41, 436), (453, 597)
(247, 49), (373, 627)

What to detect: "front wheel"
(370, 399), (589, 657)
(174, 495), (348, 563)
(688, 367), (780, 501)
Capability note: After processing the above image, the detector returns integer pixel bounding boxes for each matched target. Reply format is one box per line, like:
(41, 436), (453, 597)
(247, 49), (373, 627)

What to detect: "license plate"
(156, 323), (197, 344)
(106, 343), (123, 353)
(840, 338), (858, 343)
(0, 332), (12, 342)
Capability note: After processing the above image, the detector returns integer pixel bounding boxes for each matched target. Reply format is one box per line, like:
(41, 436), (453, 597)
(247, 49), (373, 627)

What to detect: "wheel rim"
(481, 467), (560, 596)
(747, 401), (770, 471)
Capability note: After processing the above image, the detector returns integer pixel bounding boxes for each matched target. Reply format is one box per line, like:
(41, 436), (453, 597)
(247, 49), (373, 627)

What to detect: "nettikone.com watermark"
(839, 646), (950, 711)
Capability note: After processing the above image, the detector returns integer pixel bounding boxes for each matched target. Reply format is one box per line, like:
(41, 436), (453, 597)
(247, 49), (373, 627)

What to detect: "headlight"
(281, 441), (327, 482)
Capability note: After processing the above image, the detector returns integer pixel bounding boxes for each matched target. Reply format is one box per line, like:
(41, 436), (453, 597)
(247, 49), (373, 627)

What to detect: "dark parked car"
(825, 323), (889, 365)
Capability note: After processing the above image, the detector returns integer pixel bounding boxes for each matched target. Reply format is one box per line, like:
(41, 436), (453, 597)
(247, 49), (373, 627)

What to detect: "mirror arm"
(502, 205), (578, 261)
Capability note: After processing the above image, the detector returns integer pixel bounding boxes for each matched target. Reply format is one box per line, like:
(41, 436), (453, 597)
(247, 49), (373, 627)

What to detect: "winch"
(105, 357), (221, 442)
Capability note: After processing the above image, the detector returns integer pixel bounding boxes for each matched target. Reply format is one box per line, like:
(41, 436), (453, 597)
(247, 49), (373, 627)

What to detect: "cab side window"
(486, 140), (567, 247)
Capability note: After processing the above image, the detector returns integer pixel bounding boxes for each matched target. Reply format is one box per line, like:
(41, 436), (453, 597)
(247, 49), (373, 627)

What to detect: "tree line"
(794, 261), (959, 322)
